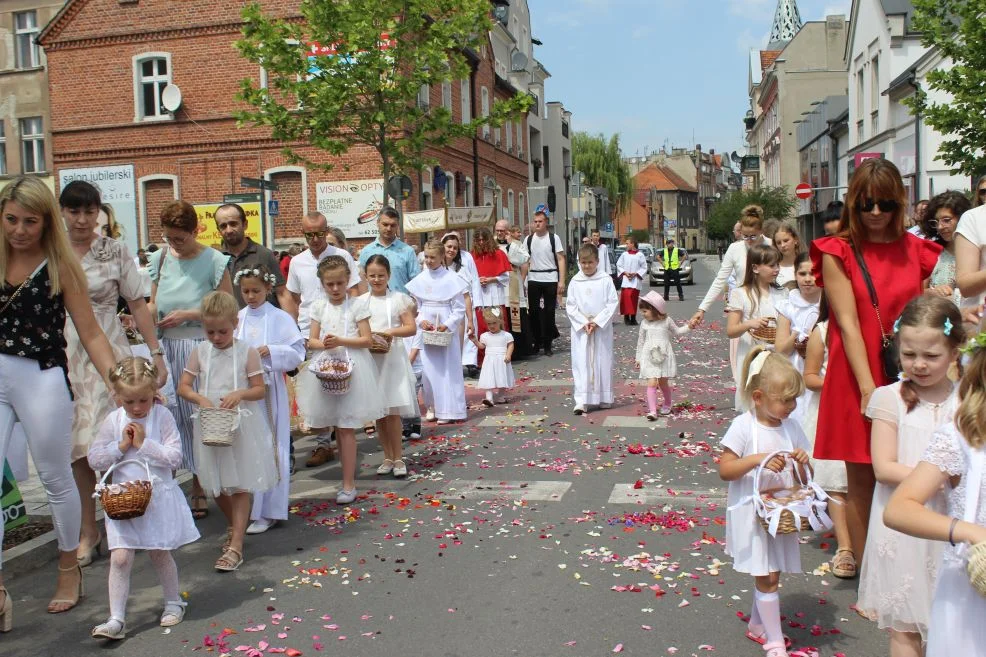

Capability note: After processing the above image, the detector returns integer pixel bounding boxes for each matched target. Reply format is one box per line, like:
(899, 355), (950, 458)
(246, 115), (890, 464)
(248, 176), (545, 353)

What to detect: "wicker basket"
(968, 541), (986, 597)
(753, 450), (832, 537)
(95, 459), (153, 520)
(199, 407), (240, 447)
(422, 329), (454, 347)
(794, 336), (809, 359)
(750, 317), (778, 344)
(309, 353), (354, 395)
(369, 332), (393, 354)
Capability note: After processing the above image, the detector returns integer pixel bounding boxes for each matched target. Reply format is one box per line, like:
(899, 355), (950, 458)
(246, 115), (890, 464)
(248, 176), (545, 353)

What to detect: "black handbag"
(851, 245), (900, 381)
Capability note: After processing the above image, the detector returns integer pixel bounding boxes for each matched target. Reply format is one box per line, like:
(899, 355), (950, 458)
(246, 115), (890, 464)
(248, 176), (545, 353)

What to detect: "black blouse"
(0, 261), (71, 392)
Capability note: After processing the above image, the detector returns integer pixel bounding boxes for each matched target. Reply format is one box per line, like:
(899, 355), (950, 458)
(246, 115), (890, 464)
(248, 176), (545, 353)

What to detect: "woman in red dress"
(809, 158), (941, 567)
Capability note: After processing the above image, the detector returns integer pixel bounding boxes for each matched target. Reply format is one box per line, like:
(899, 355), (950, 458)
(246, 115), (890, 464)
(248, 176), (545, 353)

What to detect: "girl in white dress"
(296, 256), (383, 503)
(801, 303), (853, 579)
(234, 266), (305, 535)
(719, 347), (810, 657)
(858, 295), (964, 656)
(726, 243), (784, 411)
(178, 292), (277, 572)
(362, 254), (419, 478)
(88, 357), (199, 640)
(774, 253), (821, 425)
(475, 310), (515, 406)
(634, 290), (690, 420)
(406, 241), (469, 424)
(772, 222), (802, 292)
(883, 330), (986, 657)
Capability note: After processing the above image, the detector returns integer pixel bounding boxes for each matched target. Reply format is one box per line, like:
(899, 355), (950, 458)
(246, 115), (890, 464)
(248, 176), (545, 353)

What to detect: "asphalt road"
(3, 256), (886, 657)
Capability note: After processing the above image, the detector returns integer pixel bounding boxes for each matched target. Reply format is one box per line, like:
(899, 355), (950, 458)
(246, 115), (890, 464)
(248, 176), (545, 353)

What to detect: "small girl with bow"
(635, 291), (690, 420)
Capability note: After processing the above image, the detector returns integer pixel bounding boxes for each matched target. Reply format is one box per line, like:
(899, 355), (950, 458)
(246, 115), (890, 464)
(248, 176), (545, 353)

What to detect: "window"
(542, 146), (550, 179)
(134, 54), (172, 121)
(856, 68), (865, 119)
(518, 192), (525, 220)
(20, 117), (44, 174)
(516, 122), (523, 155)
(494, 126), (501, 146)
(442, 81), (452, 110)
(14, 11), (40, 69)
(464, 177), (473, 206)
(505, 121), (513, 152)
(460, 79), (471, 124)
(870, 55), (880, 132)
(0, 123), (6, 175)
(507, 190), (514, 222)
(446, 173), (455, 206)
(417, 84), (430, 109)
(498, 187), (504, 218)
(481, 87), (490, 138)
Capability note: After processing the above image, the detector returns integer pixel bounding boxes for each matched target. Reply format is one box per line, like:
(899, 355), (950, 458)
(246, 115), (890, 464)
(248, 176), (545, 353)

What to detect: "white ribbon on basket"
(193, 342), (250, 426)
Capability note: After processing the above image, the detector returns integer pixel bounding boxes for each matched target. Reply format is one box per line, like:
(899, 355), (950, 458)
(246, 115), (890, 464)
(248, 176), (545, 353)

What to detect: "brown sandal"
(215, 547), (243, 572)
(190, 495), (209, 520)
(832, 548), (857, 579)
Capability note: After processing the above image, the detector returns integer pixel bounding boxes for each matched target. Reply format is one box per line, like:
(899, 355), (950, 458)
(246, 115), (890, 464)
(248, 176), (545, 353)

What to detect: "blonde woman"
(772, 222), (803, 290)
(0, 176), (117, 619)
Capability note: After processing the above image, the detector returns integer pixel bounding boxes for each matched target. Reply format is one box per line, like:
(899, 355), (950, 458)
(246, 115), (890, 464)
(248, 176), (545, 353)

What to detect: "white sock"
(485, 390), (494, 402)
(754, 590), (783, 647)
(749, 599), (763, 632)
(108, 549), (135, 622)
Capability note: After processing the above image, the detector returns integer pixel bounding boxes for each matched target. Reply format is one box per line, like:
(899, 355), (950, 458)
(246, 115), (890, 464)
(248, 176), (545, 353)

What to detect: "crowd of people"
(6, 156), (986, 654)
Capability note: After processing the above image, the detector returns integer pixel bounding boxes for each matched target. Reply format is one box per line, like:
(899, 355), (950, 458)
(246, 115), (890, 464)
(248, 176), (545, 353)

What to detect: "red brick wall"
(43, 1), (529, 247)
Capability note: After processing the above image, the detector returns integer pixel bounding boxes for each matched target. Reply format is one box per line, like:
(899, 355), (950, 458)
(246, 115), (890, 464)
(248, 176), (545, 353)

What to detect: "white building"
(490, 0), (573, 243)
(846, 0), (966, 204)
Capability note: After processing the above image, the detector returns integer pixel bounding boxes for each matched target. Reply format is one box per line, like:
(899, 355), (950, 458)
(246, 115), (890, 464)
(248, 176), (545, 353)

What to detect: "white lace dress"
(922, 424), (986, 656)
(477, 331), (515, 389)
(857, 381), (956, 638)
(362, 291), (420, 418)
(635, 316), (690, 379)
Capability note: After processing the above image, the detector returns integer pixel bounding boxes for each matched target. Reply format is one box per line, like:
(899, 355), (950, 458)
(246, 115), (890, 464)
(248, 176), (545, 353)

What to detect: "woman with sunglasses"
(922, 191), (970, 308)
(809, 158), (941, 568)
(148, 201), (233, 519)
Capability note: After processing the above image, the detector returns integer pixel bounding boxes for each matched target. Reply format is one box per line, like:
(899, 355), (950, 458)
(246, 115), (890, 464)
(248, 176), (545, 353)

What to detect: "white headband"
(746, 350), (771, 386)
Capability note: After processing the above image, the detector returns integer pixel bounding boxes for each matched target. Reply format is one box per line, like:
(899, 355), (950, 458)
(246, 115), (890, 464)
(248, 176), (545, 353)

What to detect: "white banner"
(403, 207), (446, 234)
(447, 205), (495, 230)
(315, 178), (386, 239)
(58, 165), (138, 253)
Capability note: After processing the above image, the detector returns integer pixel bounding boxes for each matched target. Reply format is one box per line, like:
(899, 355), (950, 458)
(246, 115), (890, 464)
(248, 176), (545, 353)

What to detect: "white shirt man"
(525, 209), (567, 355)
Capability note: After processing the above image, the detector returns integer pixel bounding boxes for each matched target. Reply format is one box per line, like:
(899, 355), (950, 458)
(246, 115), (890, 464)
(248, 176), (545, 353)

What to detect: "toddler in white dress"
(178, 292), (277, 573)
(88, 357), (199, 640)
(634, 291), (690, 419)
(719, 348), (811, 657)
(475, 310), (515, 406)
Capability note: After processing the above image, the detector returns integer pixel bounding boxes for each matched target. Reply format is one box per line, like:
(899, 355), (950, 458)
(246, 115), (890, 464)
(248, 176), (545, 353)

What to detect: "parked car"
(607, 247), (620, 288)
(649, 249), (696, 286)
(638, 243), (656, 265)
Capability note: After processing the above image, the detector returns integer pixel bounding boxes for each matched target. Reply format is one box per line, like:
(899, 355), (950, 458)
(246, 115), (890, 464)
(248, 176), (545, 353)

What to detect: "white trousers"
(0, 354), (80, 567)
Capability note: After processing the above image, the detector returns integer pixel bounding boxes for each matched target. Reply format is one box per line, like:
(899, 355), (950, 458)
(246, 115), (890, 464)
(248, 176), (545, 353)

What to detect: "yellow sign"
(193, 203), (263, 248)
(403, 207), (447, 234)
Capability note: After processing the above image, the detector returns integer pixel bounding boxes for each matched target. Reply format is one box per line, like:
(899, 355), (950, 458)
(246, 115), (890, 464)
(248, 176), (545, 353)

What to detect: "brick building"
(39, 0), (529, 249)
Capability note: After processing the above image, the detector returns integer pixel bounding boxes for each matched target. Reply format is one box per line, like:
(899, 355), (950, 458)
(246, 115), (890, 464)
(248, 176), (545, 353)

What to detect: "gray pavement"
(2, 256), (885, 656)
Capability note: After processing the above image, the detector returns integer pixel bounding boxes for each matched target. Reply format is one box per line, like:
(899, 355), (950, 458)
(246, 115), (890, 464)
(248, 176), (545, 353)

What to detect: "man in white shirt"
(283, 211), (361, 467)
(525, 206), (567, 356)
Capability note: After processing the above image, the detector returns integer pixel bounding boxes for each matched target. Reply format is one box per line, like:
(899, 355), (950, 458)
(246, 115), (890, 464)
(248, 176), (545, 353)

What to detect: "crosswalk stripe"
(603, 416), (668, 428)
(607, 485), (726, 505)
(478, 414), (546, 427)
(289, 478), (571, 502)
(525, 378), (573, 387)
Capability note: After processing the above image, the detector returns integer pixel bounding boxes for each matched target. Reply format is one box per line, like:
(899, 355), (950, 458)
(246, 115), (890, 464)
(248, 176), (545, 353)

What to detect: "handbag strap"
(0, 260), (46, 318)
(851, 245), (890, 339)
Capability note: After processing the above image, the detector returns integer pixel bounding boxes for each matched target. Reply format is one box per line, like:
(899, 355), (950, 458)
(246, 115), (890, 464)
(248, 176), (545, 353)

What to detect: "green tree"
(235, 0), (532, 205)
(906, 0), (986, 176)
(572, 132), (634, 215)
(707, 187), (796, 241)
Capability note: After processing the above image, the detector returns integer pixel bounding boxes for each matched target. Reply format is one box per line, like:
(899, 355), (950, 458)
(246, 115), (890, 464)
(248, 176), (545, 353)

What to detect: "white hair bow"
(746, 350), (771, 386)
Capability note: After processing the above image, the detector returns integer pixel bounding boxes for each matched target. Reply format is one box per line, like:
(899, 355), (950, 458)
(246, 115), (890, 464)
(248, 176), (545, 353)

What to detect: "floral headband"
(234, 268), (277, 286)
(962, 331), (986, 355)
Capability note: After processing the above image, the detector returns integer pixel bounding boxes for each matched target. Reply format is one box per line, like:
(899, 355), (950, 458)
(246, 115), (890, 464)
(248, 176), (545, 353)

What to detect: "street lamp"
(563, 164), (572, 249)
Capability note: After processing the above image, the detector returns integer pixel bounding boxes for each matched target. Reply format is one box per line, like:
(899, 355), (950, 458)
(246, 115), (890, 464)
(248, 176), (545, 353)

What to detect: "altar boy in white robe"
(406, 240), (469, 424)
(233, 267), (307, 535)
(566, 243), (619, 415)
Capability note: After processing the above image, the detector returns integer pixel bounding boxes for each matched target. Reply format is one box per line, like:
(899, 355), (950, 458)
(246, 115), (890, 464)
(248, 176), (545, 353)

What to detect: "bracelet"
(949, 517), (959, 547)
(149, 348), (164, 357)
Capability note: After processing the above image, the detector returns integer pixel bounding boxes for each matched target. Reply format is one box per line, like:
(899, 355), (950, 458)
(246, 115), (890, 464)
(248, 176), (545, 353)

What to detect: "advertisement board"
(58, 165), (138, 252)
(315, 179), (386, 239)
(192, 202), (263, 249)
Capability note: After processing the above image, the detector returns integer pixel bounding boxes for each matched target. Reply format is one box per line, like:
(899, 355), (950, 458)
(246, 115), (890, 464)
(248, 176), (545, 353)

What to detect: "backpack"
(526, 232), (560, 275)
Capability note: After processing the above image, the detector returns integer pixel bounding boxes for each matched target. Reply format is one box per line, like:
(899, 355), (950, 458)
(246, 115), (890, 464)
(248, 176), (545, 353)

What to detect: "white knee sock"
(749, 598), (763, 631)
(754, 590), (783, 647)
(108, 549), (135, 621)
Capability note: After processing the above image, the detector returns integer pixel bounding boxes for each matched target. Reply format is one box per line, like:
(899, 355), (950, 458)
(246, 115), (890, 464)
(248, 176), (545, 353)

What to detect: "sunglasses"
(303, 230), (327, 240)
(857, 199), (899, 213)
(741, 234), (761, 241)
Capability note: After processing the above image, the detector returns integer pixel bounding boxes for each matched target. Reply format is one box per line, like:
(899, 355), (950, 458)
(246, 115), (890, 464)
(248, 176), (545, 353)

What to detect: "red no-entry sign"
(795, 183), (813, 200)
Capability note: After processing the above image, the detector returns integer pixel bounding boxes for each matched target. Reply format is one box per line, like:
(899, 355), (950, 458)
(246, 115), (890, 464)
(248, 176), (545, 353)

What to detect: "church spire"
(768, 0), (803, 44)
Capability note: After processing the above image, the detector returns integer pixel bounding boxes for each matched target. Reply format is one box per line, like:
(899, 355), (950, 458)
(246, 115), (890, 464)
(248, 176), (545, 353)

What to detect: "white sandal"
(92, 617), (126, 640)
(160, 600), (187, 627)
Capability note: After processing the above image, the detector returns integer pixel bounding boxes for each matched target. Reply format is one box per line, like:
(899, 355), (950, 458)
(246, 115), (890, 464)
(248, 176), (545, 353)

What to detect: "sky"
(527, 0), (851, 162)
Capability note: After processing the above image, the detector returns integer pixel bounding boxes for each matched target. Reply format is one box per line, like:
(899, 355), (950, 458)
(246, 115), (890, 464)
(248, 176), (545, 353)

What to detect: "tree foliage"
(707, 187), (797, 242)
(235, 0), (533, 203)
(906, 0), (986, 176)
(572, 132), (634, 215)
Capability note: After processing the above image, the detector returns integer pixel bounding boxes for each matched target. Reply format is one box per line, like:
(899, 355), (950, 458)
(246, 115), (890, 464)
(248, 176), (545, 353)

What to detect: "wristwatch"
(149, 348), (164, 357)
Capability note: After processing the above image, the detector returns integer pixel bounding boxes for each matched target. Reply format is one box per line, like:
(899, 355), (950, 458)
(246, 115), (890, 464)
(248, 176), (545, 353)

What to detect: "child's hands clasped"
(322, 333), (341, 349)
(119, 422), (146, 452)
